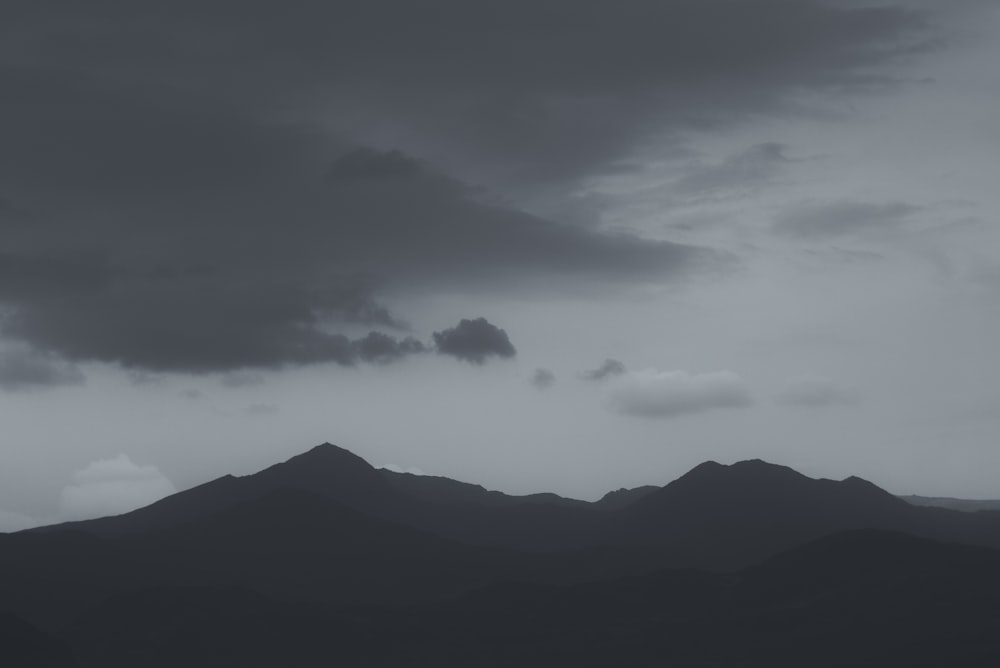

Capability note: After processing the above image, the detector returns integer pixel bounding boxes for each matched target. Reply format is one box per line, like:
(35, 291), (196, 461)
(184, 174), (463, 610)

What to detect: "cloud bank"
(608, 369), (753, 418)
(0, 0), (933, 375)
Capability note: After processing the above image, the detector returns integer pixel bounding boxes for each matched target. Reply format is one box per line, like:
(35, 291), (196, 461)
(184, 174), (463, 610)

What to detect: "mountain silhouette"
(40, 443), (609, 551)
(609, 458), (935, 568)
(6, 442), (1000, 666)
(381, 468), (592, 509)
(42, 443), (404, 537)
(30, 444), (1000, 562)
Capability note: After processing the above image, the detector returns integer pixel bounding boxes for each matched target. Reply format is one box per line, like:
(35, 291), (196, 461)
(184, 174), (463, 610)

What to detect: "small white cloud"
(777, 376), (860, 407)
(608, 369), (753, 418)
(58, 454), (178, 521)
(0, 509), (39, 533)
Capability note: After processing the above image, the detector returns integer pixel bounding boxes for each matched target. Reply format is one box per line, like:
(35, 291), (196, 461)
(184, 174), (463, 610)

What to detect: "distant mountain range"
(3, 442), (1000, 667)
(898, 494), (1000, 513)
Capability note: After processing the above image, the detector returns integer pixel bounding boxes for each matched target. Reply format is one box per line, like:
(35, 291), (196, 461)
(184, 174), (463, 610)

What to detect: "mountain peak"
(280, 442), (375, 470)
(249, 442), (399, 514)
(680, 458), (803, 484)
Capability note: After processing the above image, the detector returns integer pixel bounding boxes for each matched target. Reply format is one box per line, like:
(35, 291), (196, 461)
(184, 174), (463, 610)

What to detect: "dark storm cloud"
(2, 0), (931, 188)
(531, 368), (557, 390)
(582, 359), (628, 381)
(0, 1), (935, 373)
(0, 99), (712, 371)
(0, 349), (84, 391)
(433, 318), (516, 364)
(354, 332), (428, 364)
(327, 149), (424, 183)
(0, 172), (708, 371)
(773, 201), (922, 238)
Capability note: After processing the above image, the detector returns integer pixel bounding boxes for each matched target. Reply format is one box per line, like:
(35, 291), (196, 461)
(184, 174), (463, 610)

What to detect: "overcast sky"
(2, 0), (999, 530)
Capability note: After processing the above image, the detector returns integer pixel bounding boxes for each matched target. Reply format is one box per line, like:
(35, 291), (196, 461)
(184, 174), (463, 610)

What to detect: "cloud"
(327, 148), (424, 183)
(531, 368), (557, 390)
(582, 358), (627, 381)
(777, 376), (860, 407)
(0, 348), (84, 391)
(773, 201), (922, 238)
(58, 454), (178, 521)
(0, 145), (713, 372)
(1, 1), (929, 190)
(608, 369), (753, 418)
(0, 510), (38, 533)
(0, 1), (936, 373)
(433, 318), (516, 364)
(670, 143), (792, 197)
(354, 332), (428, 364)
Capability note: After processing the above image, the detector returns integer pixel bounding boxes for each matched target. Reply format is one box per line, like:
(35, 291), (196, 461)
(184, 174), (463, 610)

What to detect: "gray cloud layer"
(608, 369), (753, 418)
(774, 201), (922, 238)
(531, 368), (557, 390)
(582, 359), (628, 381)
(0, 1), (933, 373)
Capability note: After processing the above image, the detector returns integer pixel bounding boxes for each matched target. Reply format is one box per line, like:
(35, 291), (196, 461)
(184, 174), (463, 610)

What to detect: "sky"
(2, 0), (999, 530)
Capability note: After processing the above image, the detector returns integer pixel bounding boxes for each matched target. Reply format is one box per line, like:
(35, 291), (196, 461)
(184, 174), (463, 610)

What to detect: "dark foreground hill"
(50, 531), (1000, 667)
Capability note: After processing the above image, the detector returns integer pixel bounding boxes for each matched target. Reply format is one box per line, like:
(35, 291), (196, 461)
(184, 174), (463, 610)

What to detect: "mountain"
(3, 487), (521, 627)
(7, 442), (1000, 665)
(42, 443), (405, 537)
(1, 485), (669, 630)
(39, 443), (611, 552)
(31, 445), (1000, 565)
(380, 469), (592, 509)
(593, 485), (660, 510)
(609, 458), (914, 567)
